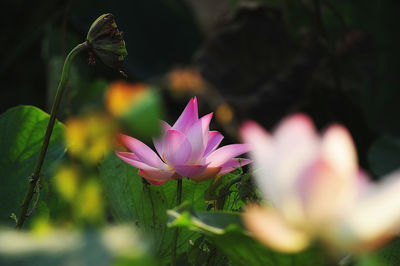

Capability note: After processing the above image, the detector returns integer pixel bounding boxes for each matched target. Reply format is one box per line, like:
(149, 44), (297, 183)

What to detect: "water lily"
(240, 114), (400, 253)
(116, 97), (250, 185)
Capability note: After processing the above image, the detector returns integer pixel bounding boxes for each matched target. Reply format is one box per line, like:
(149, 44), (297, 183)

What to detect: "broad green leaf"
(0, 225), (156, 266)
(99, 153), (212, 263)
(168, 207), (325, 266)
(0, 106), (65, 226)
(368, 136), (400, 176)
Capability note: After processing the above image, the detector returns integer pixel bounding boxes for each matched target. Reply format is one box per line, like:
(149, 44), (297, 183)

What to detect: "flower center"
(162, 153), (175, 170)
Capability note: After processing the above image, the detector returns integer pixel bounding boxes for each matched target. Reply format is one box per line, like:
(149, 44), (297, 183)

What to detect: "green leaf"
(0, 226), (156, 266)
(0, 106), (65, 226)
(368, 136), (400, 176)
(168, 207), (325, 266)
(99, 153), (213, 263)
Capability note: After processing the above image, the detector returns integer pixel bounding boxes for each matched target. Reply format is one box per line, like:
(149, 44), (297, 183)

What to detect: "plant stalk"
(171, 179), (183, 266)
(15, 42), (88, 230)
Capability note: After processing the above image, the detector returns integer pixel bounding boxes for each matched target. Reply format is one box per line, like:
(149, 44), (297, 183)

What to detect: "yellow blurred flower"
(53, 166), (79, 202)
(105, 81), (147, 117)
(65, 113), (117, 164)
(168, 68), (205, 93)
(31, 217), (53, 237)
(74, 179), (104, 223)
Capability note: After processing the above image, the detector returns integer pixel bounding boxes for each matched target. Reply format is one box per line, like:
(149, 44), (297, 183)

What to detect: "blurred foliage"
(105, 82), (163, 141)
(0, 226), (156, 266)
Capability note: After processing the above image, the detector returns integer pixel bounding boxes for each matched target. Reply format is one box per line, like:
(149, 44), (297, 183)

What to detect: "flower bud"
(86, 13), (128, 71)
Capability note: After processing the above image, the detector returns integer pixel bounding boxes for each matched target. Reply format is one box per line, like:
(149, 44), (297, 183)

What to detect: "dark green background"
(2, 0), (400, 176)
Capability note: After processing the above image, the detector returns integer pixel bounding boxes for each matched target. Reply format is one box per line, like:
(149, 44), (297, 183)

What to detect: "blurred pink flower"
(117, 97), (250, 185)
(240, 114), (400, 253)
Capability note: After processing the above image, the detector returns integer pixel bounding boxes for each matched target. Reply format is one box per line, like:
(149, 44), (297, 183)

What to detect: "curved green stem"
(16, 42), (88, 230)
(171, 179), (183, 266)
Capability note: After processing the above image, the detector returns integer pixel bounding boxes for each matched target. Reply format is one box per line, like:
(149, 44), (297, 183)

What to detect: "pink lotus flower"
(240, 114), (400, 253)
(116, 97), (250, 185)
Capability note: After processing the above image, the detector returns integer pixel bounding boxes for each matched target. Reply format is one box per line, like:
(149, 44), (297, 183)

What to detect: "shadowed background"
(1, 0), (400, 176)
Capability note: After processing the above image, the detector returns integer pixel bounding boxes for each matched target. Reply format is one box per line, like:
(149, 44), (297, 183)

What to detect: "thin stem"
(176, 179), (183, 205)
(15, 42), (88, 230)
(171, 179), (183, 266)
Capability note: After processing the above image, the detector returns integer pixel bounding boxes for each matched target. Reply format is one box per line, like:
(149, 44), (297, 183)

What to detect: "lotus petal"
(164, 130), (192, 166)
(119, 134), (165, 168)
(204, 131), (224, 157)
(174, 164), (208, 178)
(186, 113), (212, 163)
(153, 120), (172, 159)
(138, 168), (175, 185)
(206, 144), (251, 167)
(173, 97), (198, 133)
(116, 151), (167, 170)
(191, 167), (221, 182)
(219, 158), (251, 175)
(243, 205), (311, 253)
(341, 171), (400, 249)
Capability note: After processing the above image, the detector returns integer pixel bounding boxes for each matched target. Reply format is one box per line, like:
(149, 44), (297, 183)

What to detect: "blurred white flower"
(240, 114), (400, 253)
